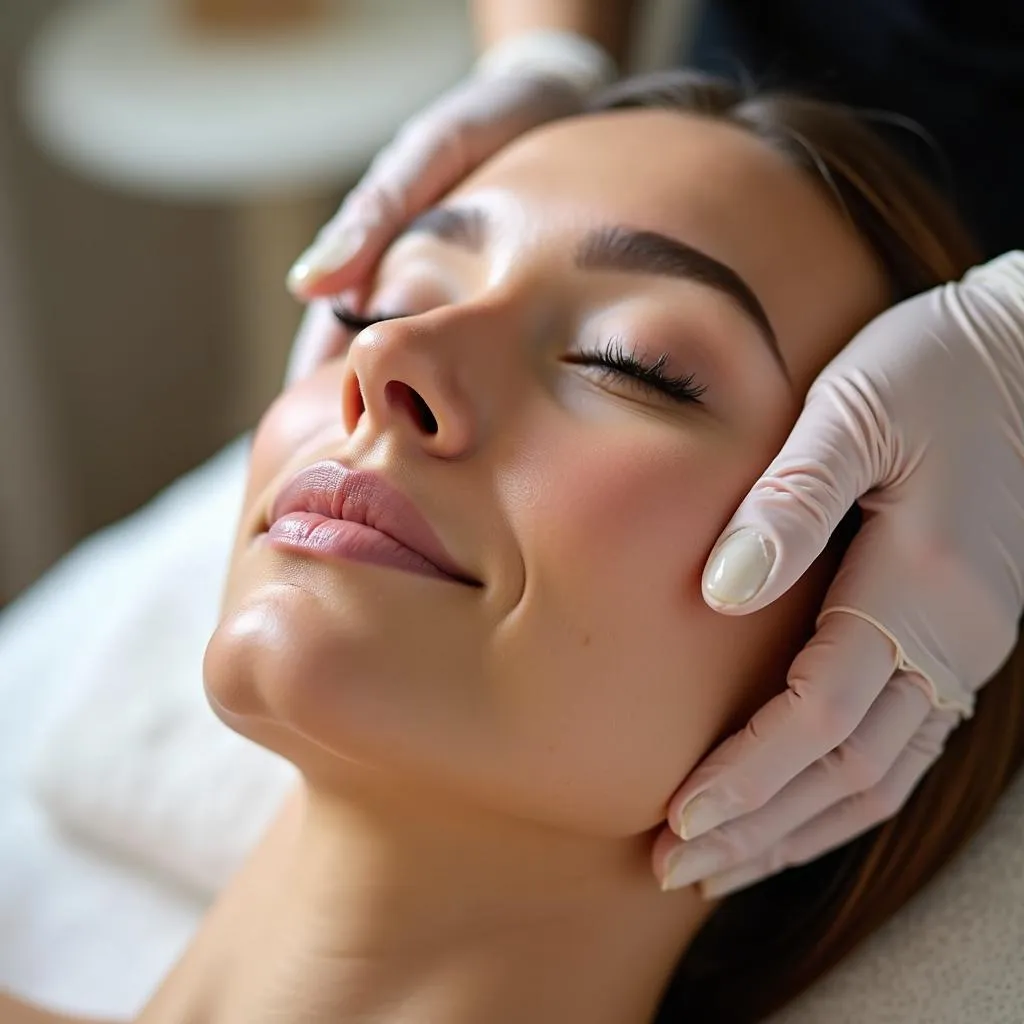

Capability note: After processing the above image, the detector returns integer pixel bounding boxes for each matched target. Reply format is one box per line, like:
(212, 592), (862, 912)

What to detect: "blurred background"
(0, 0), (691, 607)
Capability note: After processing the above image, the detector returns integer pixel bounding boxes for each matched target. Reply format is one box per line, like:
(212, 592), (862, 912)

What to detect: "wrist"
(960, 250), (1024, 416)
(966, 249), (1024, 298)
(475, 29), (619, 97)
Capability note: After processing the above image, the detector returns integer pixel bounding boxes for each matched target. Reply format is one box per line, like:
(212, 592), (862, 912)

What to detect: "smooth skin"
(128, 109), (886, 1024)
(285, 0), (1024, 898)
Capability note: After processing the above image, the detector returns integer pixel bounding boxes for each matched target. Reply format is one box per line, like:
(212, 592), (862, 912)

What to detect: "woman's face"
(206, 109), (888, 836)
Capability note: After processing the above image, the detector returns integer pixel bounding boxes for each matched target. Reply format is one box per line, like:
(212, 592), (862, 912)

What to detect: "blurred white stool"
(19, 0), (473, 423)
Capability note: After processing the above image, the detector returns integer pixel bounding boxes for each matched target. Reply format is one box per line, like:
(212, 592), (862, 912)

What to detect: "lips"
(266, 461), (476, 585)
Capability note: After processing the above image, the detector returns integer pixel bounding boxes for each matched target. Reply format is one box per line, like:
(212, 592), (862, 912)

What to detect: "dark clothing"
(687, 0), (1024, 258)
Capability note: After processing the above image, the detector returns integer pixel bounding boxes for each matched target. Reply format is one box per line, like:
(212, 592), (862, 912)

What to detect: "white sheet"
(0, 443), (255, 1016)
(24, 435), (296, 903)
(0, 601), (202, 1022)
(2, 434), (1023, 1022)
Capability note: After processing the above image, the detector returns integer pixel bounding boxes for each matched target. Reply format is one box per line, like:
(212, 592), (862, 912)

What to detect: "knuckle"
(706, 825), (760, 866)
(392, 110), (438, 149)
(719, 774), (768, 818)
(395, 112), (459, 163)
(761, 453), (843, 506)
(749, 467), (841, 548)
(435, 123), (473, 173)
(807, 372), (886, 451)
(345, 180), (406, 233)
(784, 842), (823, 870)
(827, 736), (888, 795)
(789, 684), (862, 747)
(340, 182), (382, 222)
(861, 778), (905, 823)
(887, 671), (930, 707)
(766, 843), (795, 875)
(910, 712), (959, 758)
(722, 738), (778, 813)
(899, 518), (964, 583)
(360, 137), (408, 187)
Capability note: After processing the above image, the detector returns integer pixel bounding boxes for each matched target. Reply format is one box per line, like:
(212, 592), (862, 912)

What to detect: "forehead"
(450, 108), (890, 395)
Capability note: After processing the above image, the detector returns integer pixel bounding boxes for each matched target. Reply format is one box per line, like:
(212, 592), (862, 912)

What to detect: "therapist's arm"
(473, 0), (640, 67)
(656, 251), (1024, 896)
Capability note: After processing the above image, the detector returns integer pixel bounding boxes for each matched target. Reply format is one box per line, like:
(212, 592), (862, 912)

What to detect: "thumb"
(702, 382), (881, 615)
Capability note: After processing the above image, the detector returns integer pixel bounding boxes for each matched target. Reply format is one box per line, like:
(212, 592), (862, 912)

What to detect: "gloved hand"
(282, 30), (616, 386)
(656, 250), (1024, 897)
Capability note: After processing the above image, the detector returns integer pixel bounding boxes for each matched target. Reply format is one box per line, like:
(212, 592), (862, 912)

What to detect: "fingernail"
(286, 229), (366, 294)
(699, 873), (746, 900)
(703, 529), (775, 605)
(660, 844), (727, 892)
(701, 860), (772, 900)
(676, 791), (729, 840)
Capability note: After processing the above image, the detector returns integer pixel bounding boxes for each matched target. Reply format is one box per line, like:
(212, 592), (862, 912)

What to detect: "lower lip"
(264, 512), (457, 583)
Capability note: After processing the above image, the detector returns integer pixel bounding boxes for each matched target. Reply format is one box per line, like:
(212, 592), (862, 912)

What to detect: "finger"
(771, 706), (959, 862)
(288, 74), (589, 301)
(657, 673), (931, 890)
(702, 379), (882, 615)
(283, 298), (358, 387)
(668, 613), (898, 839)
(285, 157), (429, 302)
(287, 86), (525, 301)
(698, 707), (959, 897)
(698, 856), (776, 900)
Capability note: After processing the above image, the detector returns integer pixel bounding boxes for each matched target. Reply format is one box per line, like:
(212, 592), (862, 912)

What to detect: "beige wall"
(0, 0), (697, 605)
(0, 0), (341, 603)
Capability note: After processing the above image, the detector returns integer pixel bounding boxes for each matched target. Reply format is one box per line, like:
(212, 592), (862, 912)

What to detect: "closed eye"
(332, 303), (403, 332)
(335, 305), (707, 404)
(567, 338), (707, 404)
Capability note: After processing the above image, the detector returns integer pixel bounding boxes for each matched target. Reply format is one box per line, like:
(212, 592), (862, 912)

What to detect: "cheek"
(488, 410), (812, 835)
(206, 554), (488, 773)
(222, 369), (348, 602)
(247, 371), (345, 499)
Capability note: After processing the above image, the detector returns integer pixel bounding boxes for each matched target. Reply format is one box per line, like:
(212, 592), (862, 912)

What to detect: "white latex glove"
(656, 250), (1024, 897)
(283, 30), (616, 385)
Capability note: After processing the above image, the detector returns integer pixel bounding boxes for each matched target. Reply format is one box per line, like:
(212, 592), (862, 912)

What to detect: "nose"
(341, 309), (482, 459)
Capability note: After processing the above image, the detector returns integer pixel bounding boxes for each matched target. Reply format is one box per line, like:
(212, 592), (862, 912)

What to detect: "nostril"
(343, 370), (366, 431)
(384, 380), (438, 435)
(411, 391), (439, 435)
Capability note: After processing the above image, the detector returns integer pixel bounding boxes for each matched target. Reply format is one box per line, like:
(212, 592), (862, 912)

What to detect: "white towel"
(26, 436), (296, 899)
(19, 436), (1024, 1023)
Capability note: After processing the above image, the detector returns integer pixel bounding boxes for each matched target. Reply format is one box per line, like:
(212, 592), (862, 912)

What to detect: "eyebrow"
(405, 206), (488, 250)
(402, 206), (786, 374)
(575, 226), (783, 370)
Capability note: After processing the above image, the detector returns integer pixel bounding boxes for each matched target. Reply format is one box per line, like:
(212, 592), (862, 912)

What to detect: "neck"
(139, 776), (710, 1024)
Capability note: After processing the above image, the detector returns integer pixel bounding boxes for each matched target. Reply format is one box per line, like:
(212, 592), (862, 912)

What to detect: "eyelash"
(568, 337), (707, 405)
(332, 304), (394, 332)
(333, 305), (707, 406)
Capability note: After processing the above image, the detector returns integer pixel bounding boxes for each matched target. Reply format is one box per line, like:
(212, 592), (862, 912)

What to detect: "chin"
(201, 596), (396, 786)
(202, 556), (476, 785)
(205, 565), (390, 716)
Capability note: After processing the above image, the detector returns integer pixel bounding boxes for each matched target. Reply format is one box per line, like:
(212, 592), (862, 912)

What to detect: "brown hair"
(586, 71), (1024, 1022)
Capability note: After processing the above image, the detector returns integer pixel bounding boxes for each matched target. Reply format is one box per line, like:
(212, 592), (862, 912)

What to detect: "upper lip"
(266, 460), (477, 584)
